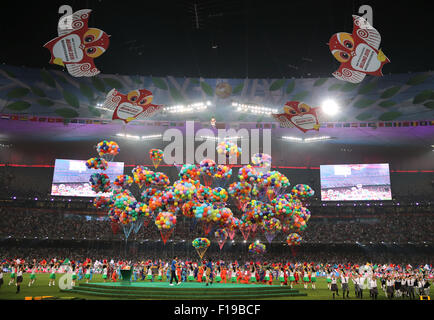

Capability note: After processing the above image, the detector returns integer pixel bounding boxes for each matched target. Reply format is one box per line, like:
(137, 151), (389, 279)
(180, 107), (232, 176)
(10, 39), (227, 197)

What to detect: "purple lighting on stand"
(12, 196), (16, 200)
(34, 197), (38, 201)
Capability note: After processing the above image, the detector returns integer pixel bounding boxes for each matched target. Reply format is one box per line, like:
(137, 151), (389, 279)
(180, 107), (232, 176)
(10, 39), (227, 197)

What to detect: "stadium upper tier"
(1, 65), (433, 124)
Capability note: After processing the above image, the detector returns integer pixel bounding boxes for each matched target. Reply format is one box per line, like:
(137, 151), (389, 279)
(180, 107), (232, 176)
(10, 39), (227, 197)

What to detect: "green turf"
(0, 274), (429, 300)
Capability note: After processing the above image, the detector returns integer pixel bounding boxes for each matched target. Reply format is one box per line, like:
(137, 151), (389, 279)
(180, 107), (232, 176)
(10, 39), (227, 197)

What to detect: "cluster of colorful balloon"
(272, 198), (295, 217)
(242, 200), (275, 225)
(196, 185), (213, 202)
(258, 171), (290, 189)
(216, 141), (241, 158)
(199, 159), (217, 176)
(152, 172), (170, 187)
(214, 165), (232, 180)
(96, 140), (120, 158)
(251, 153), (272, 168)
(132, 166), (154, 188)
(193, 203), (219, 221)
(192, 237), (211, 249)
(291, 184), (315, 198)
(93, 196), (112, 209)
(113, 175), (133, 189)
(228, 182), (252, 199)
(238, 165), (258, 184)
(86, 157), (108, 170)
(173, 180), (197, 201)
(179, 164), (200, 181)
(182, 200), (199, 218)
(149, 149), (164, 168)
(89, 173), (111, 193)
(214, 228), (228, 240)
(149, 189), (179, 213)
(155, 211), (177, 230)
(286, 233), (302, 246)
(210, 187), (228, 204)
(262, 217), (282, 232)
(140, 187), (162, 202)
(248, 241), (266, 254)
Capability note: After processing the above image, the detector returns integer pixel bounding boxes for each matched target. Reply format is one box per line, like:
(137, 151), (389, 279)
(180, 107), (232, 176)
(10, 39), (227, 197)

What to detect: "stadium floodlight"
(141, 134), (162, 140)
(232, 100), (278, 115)
(321, 99), (339, 116)
(282, 136), (303, 142)
(164, 101), (209, 113)
(282, 136), (331, 143)
(304, 136), (331, 142)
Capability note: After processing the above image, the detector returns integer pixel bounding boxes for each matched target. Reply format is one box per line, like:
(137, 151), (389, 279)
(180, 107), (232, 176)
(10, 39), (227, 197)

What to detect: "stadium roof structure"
(0, 1), (433, 148)
(1, 0), (434, 78)
(1, 116), (433, 148)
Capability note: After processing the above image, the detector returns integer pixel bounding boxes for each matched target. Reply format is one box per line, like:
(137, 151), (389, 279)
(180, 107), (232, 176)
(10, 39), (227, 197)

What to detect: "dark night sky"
(1, 0), (433, 78)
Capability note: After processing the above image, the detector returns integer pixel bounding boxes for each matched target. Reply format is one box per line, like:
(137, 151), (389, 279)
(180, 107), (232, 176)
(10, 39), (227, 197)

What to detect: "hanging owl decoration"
(102, 88), (164, 123)
(329, 15), (390, 83)
(272, 101), (320, 133)
(43, 9), (110, 77)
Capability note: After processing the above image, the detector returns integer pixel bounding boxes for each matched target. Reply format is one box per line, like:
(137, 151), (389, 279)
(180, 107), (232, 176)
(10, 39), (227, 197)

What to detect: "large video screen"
(51, 159), (124, 197)
(320, 164), (392, 201)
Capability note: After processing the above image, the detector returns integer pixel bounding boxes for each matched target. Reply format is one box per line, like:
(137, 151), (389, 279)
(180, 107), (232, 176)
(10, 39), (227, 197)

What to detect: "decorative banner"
(103, 89), (164, 123)
(329, 15), (390, 83)
(43, 9), (110, 77)
(272, 101), (320, 133)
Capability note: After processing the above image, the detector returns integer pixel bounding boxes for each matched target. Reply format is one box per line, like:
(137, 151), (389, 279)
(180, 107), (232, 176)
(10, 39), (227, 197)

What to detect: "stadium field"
(0, 274), (427, 300)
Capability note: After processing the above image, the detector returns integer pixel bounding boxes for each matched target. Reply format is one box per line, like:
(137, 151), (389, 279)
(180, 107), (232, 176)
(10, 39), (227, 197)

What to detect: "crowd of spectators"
(1, 246), (432, 266)
(1, 207), (433, 244)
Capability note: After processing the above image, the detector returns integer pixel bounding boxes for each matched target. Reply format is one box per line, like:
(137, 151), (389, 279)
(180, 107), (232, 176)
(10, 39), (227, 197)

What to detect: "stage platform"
(62, 282), (307, 299)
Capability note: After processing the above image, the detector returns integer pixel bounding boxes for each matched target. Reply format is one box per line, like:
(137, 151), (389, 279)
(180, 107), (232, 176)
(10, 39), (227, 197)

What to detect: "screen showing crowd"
(51, 159), (124, 197)
(320, 163), (392, 201)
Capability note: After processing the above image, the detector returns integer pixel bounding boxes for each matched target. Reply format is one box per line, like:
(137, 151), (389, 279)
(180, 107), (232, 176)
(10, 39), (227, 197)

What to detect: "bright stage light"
(282, 136), (303, 142)
(321, 99), (339, 116)
(164, 101), (210, 113)
(282, 136), (331, 143)
(141, 134), (162, 140)
(232, 100), (277, 115)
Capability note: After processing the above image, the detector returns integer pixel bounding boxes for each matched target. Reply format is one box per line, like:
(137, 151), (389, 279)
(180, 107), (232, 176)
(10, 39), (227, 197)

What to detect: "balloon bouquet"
(214, 228), (228, 250)
(155, 211), (177, 244)
(286, 232), (302, 257)
(192, 238), (211, 259)
(223, 153), (315, 255)
(249, 241), (266, 254)
(87, 141), (120, 217)
(90, 139), (315, 255)
(149, 149), (164, 169)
